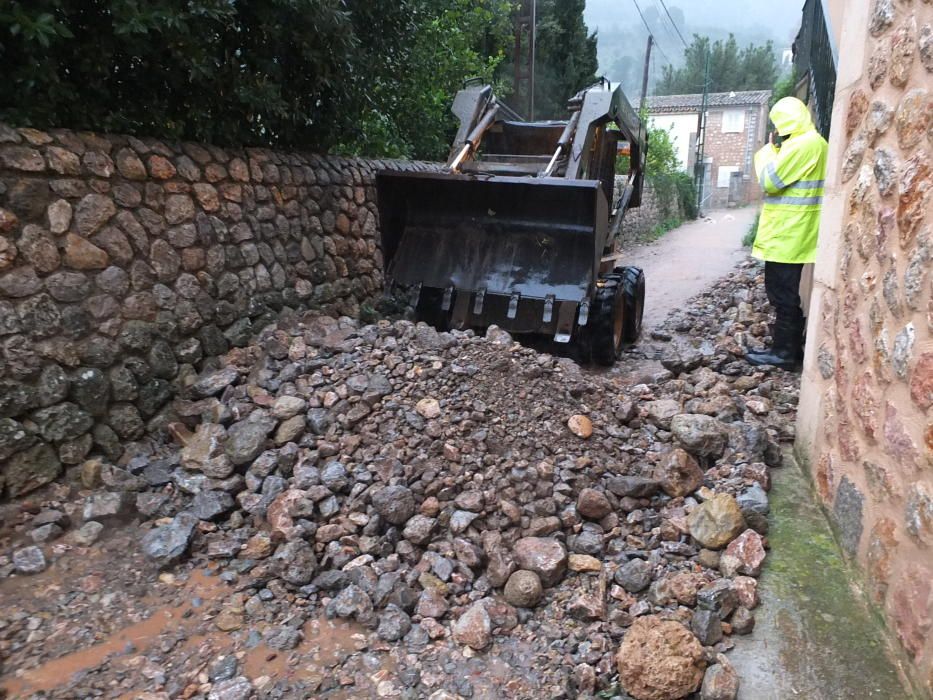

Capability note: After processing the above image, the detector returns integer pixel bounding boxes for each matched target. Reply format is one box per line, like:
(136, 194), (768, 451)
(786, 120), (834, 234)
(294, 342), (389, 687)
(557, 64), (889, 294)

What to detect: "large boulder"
(452, 600), (492, 650)
(720, 529), (766, 577)
(576, 488), (612, 520)
(225, 413), (276, 466)
(644, 399), (682, 429)
(616, 615), (707, 700)
(503, 570), (544, 607)
(655, 448), (704, 498)
(687, 494), (746, 549)
(700, 655), (740, 700)
(671, 414), (729, 458)
(512, 537), (568, 587)
(181, 423), (233, 479)
(141, 512), (198, 567)
(372, 485), (416, 525)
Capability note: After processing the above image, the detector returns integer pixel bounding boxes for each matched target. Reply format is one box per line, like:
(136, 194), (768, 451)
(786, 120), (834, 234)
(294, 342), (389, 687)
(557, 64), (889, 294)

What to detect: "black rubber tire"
(415, 288), (452, 331)
(617, 266), (645, 345)
(589, 274), (625, 366)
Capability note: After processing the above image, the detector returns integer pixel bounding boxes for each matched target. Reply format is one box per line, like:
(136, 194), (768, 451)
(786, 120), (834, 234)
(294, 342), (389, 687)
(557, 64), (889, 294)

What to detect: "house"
(645, 90), (772, 210)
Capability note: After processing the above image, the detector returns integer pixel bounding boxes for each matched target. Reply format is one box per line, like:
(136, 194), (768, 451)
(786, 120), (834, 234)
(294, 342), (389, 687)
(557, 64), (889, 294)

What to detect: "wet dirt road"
(623, 207), (757, 331)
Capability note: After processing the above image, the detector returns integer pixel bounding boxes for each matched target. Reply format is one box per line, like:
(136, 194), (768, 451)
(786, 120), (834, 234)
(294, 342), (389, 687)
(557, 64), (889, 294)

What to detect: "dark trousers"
(764, 261), (804, 323)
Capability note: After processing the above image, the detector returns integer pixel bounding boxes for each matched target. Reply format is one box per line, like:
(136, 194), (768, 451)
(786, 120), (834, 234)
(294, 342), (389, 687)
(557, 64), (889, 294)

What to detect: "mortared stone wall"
(796, 0), (933, 692)
(0, 123), (433, 498)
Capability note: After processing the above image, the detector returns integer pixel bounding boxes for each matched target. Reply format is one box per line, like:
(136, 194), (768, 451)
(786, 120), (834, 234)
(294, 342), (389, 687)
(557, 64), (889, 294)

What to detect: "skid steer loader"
(376, 79), (647, 365)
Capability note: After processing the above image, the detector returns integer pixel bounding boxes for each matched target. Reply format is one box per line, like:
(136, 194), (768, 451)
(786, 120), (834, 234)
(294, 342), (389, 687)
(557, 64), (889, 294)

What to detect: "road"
(622, 207), (758, 331)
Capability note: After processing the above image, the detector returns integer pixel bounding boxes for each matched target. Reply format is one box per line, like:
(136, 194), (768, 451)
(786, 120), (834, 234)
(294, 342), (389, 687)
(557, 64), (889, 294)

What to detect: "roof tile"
(646, 90), (772, 113)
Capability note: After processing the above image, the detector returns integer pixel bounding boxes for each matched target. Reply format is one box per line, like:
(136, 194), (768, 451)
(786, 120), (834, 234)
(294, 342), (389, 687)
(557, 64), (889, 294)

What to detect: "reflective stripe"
(765, 162), (788, 189)
(764, 195), (824, 205)
(794, 179), (825, 189)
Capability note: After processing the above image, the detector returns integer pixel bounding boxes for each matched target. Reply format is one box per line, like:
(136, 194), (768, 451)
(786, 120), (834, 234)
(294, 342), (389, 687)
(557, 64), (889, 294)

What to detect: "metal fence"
(793, 0), (838, 139)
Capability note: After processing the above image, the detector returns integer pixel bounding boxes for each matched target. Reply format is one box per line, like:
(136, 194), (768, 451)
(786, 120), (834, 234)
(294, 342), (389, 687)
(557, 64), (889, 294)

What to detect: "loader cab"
(461, 121), (565, 177)
(375, 80), (648, 366)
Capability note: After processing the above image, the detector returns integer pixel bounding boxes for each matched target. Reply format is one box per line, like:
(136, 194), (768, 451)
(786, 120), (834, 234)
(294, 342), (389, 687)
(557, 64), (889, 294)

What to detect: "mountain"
(583, 0), (801, 100)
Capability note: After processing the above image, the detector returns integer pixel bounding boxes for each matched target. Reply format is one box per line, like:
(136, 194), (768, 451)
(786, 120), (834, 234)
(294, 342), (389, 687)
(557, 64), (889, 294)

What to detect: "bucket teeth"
(410, 282), (423, 308)
(578, 300), (590, 326)
(473, 289), (486, 316)
(507, 292), (520, 320)
(543, 295), (555, 323)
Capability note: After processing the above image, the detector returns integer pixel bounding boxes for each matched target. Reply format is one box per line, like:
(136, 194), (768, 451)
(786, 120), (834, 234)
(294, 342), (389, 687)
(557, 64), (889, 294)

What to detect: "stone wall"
(796, 0), (932, 693)
(615, 179), (687, 245)
(0, 123), (433, 499)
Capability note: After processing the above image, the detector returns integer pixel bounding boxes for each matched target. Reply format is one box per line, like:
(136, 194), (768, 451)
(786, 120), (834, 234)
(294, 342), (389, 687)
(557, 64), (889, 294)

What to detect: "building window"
(721, 109), (746, 133)
(717, 166), (740, 188)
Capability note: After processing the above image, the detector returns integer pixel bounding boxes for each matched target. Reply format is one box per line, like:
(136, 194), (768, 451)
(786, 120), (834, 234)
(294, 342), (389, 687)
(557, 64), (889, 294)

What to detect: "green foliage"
(674, 172), (698, 220)
(743, 213), (760, 247)
(642, 122), (697, 222)
(656, 34), (779, 96)
(648, 216), (684, 241)
(771, 68), (798, 108)
(534, 0), (598, 119)
(1, 0), (358, 148)
(339, 0), (514, 159)
(645, 124), (680, 176)
(0, 0), (513, 159)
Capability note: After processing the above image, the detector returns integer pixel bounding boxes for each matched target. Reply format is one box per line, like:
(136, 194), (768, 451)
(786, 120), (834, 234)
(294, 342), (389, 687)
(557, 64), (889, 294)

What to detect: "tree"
(655, 33), (778, 96)
(505, 0), (599, 120)
(0, 0), (362, 148)
(0, 0), (514, 159)
(340, 0), (514, 159)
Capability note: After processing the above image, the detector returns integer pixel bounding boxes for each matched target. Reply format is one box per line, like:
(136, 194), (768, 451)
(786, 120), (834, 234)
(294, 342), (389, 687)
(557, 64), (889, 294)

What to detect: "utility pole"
(640, 35), (653, 110)
(530, 0), (536, 120)
(693, 50), (711, 214)
(513, 1), (533, 119)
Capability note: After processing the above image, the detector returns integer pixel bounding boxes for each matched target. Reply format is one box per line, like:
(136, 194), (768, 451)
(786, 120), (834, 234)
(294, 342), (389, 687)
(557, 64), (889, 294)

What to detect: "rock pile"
(1, 260), (799, 699)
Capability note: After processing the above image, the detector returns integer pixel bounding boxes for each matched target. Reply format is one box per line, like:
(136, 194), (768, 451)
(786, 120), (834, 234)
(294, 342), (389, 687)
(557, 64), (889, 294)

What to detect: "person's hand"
(768, 131), (775, 146)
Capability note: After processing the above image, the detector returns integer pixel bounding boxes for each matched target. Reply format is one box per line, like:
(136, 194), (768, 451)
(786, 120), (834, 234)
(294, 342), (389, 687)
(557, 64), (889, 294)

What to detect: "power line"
(631, 0), (674, 65)
(651, 0), (684, 51)
(657, 0), (690, 48)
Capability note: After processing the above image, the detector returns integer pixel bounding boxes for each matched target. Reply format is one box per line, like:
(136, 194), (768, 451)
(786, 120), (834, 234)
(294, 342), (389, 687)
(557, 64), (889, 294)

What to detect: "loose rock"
(616, 615), (707, 700)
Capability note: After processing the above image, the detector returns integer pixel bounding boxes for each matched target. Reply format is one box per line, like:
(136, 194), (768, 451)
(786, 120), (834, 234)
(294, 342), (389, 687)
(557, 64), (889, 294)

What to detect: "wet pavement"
(728, 451), (914, 699)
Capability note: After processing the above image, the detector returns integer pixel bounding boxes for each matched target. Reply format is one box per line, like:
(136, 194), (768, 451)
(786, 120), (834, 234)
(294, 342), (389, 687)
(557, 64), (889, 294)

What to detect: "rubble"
(616, 615), (707, 700)
(0, 260), (800, 698)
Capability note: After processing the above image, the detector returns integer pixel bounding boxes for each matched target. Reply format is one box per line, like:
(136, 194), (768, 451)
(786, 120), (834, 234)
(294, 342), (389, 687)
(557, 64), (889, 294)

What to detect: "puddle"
(0, 569), (223, 697)
(0, 564), (398, 699)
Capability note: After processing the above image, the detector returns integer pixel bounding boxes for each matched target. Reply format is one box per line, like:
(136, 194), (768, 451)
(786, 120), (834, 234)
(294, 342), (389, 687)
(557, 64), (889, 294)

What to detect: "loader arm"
(375, 80), (648, 359)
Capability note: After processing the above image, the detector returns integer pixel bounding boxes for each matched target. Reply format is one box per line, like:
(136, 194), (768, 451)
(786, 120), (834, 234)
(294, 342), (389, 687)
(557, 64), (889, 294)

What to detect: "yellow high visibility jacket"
(753, 97), (829, 264)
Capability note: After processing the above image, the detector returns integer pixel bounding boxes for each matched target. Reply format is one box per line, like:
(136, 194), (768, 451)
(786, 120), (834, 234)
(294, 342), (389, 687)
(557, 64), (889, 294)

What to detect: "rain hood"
(770, 97), (815, 137)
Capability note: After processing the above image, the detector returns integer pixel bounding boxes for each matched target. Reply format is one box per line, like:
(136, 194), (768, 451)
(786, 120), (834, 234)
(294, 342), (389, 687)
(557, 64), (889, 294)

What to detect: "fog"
(585, 0), (802, 46)
(582, 0), (803, 96)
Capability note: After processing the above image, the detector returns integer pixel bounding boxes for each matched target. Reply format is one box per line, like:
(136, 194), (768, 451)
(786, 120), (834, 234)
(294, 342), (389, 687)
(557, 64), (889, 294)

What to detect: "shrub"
(743, 214), (760, 247)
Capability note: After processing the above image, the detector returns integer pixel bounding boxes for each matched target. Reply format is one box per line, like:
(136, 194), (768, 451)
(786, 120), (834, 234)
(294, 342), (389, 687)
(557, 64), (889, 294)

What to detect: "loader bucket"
(376, 170), (608, 334)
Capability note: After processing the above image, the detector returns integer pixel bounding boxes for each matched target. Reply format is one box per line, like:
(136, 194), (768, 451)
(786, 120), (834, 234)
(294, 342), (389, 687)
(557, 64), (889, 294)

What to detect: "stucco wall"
(796, 0), (933, 692)
(0, 123), (434, 499)
(648, 113), (698, 170)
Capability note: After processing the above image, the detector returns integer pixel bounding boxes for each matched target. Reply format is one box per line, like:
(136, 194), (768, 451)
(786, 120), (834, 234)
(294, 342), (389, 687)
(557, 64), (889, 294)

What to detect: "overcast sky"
(584, 0), (803, 48)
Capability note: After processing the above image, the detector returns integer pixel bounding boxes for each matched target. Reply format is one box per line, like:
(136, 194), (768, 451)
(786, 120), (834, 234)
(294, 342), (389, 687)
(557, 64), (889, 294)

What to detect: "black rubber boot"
(746, 316), (802, 370)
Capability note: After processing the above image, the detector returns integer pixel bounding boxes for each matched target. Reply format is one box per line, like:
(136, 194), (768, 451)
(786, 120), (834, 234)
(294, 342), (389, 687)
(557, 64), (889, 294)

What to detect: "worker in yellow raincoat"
(747, 96), (828, 369)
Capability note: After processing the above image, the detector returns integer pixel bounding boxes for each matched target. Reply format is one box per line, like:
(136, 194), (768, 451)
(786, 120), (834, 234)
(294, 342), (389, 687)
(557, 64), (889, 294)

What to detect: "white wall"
(647, 113), (698, 172)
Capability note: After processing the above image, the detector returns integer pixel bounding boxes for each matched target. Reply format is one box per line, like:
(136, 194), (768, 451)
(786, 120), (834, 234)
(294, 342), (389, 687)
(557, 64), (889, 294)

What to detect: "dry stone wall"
(614, 177), (686, 244)
(797, 0), (933, 691)
(0, 123), (434, 499)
